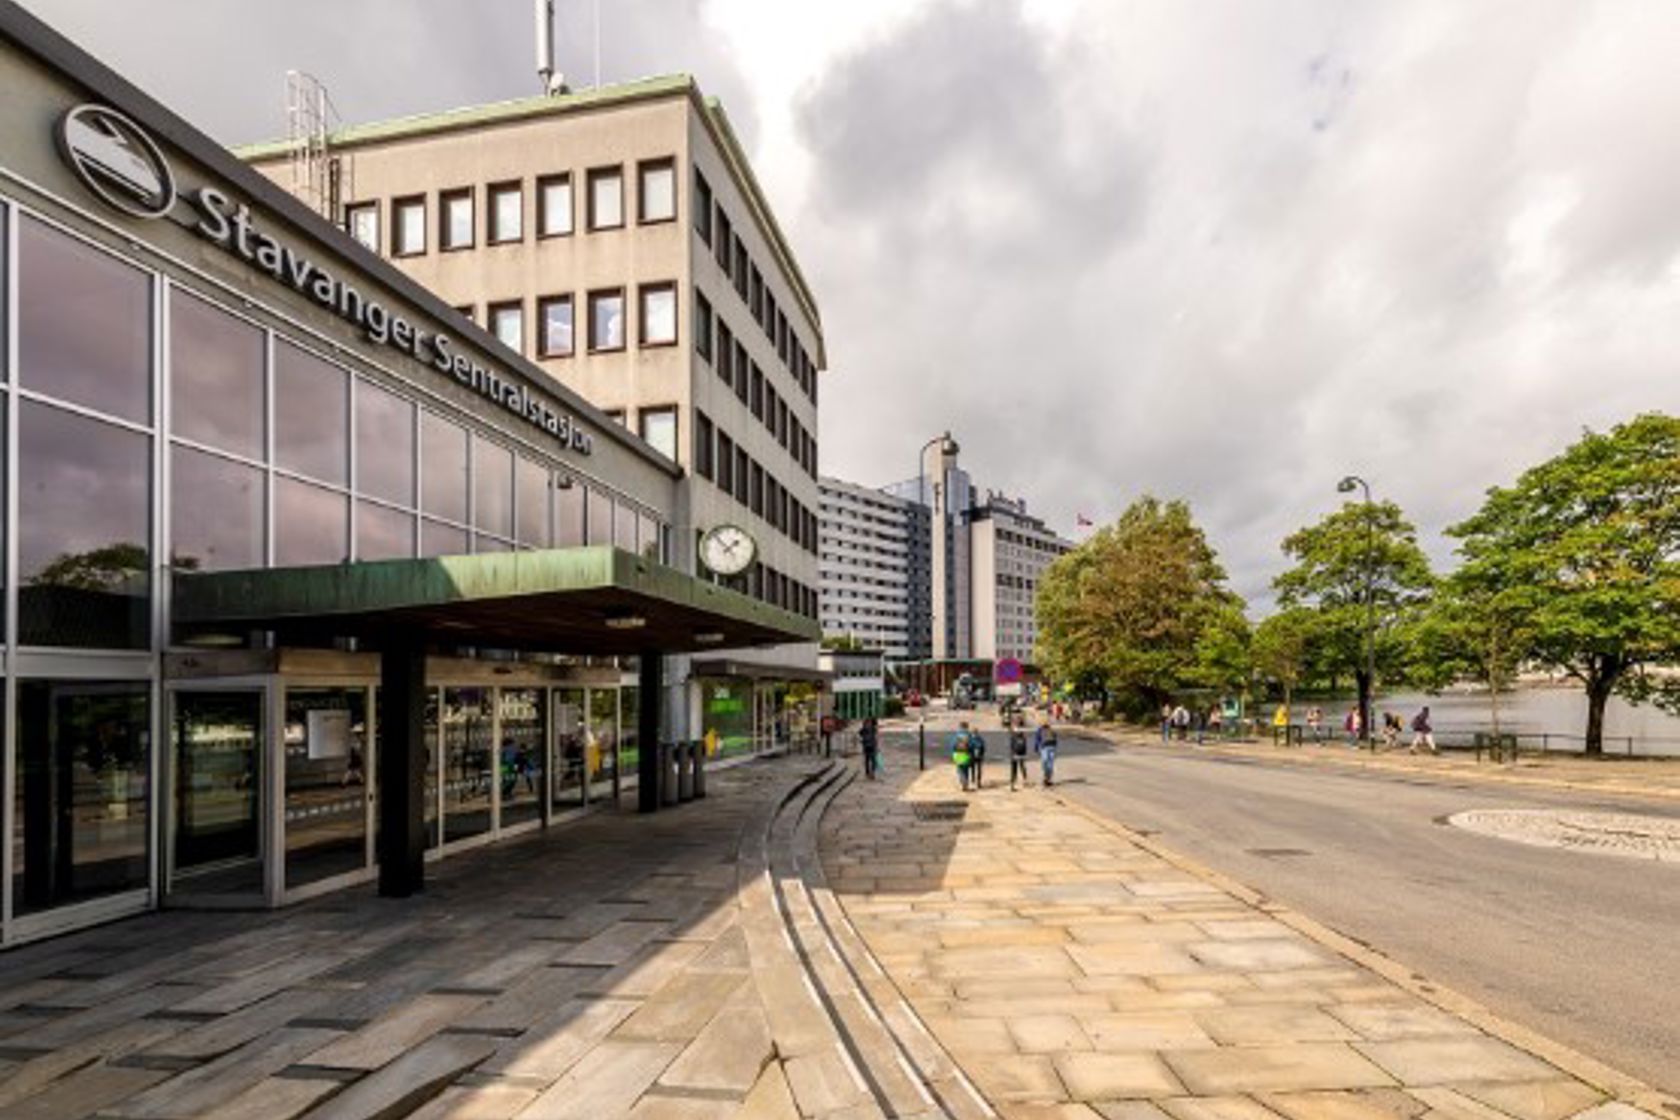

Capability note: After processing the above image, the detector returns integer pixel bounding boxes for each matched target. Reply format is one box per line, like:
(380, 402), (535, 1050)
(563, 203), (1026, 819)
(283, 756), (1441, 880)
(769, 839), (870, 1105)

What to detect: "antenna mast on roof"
(535, 0), (568, 94)
(285, 70), (352, 224)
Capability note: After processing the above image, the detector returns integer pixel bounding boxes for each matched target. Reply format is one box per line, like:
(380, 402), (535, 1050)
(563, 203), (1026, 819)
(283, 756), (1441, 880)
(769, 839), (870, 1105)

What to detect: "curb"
(1047, 787), (1680, 1117)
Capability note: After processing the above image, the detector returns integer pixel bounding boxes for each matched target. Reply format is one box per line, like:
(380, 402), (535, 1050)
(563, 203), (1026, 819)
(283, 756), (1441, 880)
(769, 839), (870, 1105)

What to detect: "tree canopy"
(1448, 412), (1680, 753)
(1036, 497), (1243, 713)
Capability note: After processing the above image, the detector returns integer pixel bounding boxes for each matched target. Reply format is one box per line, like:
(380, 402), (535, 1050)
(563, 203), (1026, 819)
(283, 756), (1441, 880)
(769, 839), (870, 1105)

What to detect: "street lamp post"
(1337, 475), (1376, 749)
(915, 433), (958, 769)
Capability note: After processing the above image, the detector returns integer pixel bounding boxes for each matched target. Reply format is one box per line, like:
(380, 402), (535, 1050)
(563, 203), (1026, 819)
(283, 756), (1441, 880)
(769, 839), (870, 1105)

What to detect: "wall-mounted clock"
(699, 524), (757, 577)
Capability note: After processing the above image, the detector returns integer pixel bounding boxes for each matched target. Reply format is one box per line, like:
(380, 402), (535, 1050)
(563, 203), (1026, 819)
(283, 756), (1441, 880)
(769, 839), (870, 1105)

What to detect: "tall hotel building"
(817, 476), (931, 659)
(243, 75), (826, 756)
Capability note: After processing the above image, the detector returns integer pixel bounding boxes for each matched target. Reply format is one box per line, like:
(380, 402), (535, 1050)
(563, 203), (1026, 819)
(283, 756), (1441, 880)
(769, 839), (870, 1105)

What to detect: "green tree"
(1273, 500), (1435, 739)
(1408, 576), (1532, 754)
(1448, 413), (1680, 755)
(31, 542), (155, 589)
(1251, 607), (1319, 714)
(1036, 497), (1243, 715)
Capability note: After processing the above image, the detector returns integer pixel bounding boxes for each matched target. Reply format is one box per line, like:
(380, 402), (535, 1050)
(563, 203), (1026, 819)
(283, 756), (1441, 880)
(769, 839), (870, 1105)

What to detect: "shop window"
(473, 437), (514, 540)
(169, 289), (264, 459)
(19, 400), (150, 649)
(392, 195), (426, 256)
(489, 301), (523, 355)
(346, 201), (379, 250)
(587, 166), (623, 230)
(489, 181), (523, 243)
(19, 216), (151, 424)
(516, 457), (550, 548)
(274, 341), (349, 486)
(171, 445), (263, 571)
(638, 158), (676, 223)
(355, 379), (416, 507)
(639, 283), (677, 347)
(537, 295), (574, 357)
(440, 187), (474, 251)
(693, 170), (713, 244)
(284, 688), (368, 888)
(538, 173), (573, 237)
(589, 289), (625, 351)
(275, 477), (349, 566)
(586, 488), (613, 547)
(639, 406), (677, 461)
(420, 411), (469, 523)
(554, 477), (585, 547)
(357, 501), (414, 561)
(14, 681), (151, 915)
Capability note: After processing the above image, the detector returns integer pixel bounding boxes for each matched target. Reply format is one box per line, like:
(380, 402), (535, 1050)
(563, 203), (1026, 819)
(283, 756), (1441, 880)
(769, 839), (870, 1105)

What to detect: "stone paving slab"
(818, 736), (1676, 1120)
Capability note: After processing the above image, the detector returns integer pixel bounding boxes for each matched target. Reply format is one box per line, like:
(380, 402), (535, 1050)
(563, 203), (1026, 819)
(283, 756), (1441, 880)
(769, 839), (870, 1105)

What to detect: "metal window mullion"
(2, 198), (16, 938)
(264, 329), (275, 568)
(347, 376), (358, 559)
(151, 273), (169, 906)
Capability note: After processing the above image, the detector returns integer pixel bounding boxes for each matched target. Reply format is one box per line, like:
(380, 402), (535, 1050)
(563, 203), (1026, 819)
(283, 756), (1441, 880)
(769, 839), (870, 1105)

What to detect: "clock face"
(700, 524), (756, 577)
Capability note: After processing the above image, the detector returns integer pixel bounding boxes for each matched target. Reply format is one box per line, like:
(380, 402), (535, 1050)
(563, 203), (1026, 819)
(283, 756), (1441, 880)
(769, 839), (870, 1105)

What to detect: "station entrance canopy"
(172, 546), (817, 654)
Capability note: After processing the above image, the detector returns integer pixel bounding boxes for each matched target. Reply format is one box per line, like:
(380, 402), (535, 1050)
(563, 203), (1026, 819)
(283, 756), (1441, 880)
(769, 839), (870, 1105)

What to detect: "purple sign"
(995, 658), (1023, 684)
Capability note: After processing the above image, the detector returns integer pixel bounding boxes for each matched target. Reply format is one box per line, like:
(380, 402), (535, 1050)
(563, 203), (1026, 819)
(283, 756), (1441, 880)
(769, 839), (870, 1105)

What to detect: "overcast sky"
(24, 0), (1680, 608)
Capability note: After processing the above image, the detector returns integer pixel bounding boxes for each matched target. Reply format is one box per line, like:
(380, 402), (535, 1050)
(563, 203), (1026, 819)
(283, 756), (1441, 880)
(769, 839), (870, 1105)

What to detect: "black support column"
(638, 652), (663, 814)
(379, 636), (428, 896)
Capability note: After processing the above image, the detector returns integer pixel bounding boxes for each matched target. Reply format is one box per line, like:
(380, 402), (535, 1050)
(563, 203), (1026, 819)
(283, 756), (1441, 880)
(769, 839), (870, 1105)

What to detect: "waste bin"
(661, 742), (679, 806)
(691, 739), (706, 800)
(677, 740), (695, 802)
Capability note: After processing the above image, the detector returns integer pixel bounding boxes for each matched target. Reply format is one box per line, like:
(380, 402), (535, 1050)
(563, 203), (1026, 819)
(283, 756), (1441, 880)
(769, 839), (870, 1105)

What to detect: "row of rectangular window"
(694, 292), (817, 481)
(692, 410), (818, 557)
(719, 559), (817, 620)
(344, 158), (677, 257)
(456, 282), (677, 360)
(691, 169), (817, 407)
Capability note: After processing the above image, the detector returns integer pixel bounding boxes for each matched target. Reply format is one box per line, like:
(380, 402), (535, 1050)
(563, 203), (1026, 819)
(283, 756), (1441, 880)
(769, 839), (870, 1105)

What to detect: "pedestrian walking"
(1409, 706), (1438, 754)
(1008, 718), (1030, 790)
(859, 716), (880, 779)
(1207, 704), (1224, 741)
(1160, 703), (1172, 742)
(1034, 719), (1058, 786)
(948, 720), (975, 791)
(1194, 706), (1207, 744)
(969, 725), (987, 788)
(1343, 706), (1362, 747)
(1381, 711), (1401, 749)
(1307, 706), (1324, 742)
(1171, 704), (1191, 741)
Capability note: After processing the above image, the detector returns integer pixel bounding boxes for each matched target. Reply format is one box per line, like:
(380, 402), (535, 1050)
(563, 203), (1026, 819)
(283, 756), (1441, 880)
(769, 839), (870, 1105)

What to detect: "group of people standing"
(948, 717), (1057, 791)
(1270, 703), (1438, 753)
(1160, 703), (1226, 743)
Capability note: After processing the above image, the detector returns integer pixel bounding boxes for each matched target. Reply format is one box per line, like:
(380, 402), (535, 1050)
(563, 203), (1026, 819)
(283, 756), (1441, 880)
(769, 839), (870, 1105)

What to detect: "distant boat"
(65, 113), (164, 203)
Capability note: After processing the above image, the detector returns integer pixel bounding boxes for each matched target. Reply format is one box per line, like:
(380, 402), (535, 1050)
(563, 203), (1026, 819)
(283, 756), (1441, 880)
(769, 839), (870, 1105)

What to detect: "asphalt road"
(1017, 729), (1680, 1093)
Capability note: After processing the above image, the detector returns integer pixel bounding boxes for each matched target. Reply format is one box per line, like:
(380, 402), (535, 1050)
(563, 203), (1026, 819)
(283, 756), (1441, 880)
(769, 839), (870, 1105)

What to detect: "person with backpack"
(948, 720), (975, 791)
(859, 716), (880, 779)
(1034, 719), (1059, 786)
(1008, 717), (1030, 790)
(1170, 704), (1191, 741)
(968, 724), (987, 788)
(1409, 706), (1437, 754)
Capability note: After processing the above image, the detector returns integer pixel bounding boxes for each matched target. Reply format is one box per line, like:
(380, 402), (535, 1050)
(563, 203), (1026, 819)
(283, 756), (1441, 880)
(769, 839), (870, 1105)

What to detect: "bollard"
(919, 721), (926, 771)
(692, 739), (707, 799)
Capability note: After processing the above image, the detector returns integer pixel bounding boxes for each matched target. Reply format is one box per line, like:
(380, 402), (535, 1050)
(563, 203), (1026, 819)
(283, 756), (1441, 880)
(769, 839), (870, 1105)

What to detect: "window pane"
(421, 411), (468, 522)
(499, 688), (546, 828)
(275, 477), (348, 566)
(357, 501), (413, 561)
(516, 458), (549, 546)
(539, 176), (572, 236)
(539, 296), (573, 357)
(693, 171), (712, 242)
(554, 479), (584, 547)
(694, 292), (713, 361)
(442, 191), (473, 249)
(171, 446), (263, 571)
(395, 199), (425, 255)
(590, 169), (622, 228)
(421, 519), (469, 557)
(490, 304), (523, 354)
(639, 408), (676, 461)
(348, 204), (379, 250)
(586, 488), (613, 546)
(473, 438), (514, 538)
(641, 285), (676, 346)
(170, 290), (264, 458)
(19, 401), (150, 649)
(640, 161), (675, 222)
(356, 379), (415, 506)
(15, 682), (150, 915)
(590, 292), (624, 350)
(614, 502), (637, 551)
(274, 341), (349, 485)
(491, 185), (523, 242)
(20, 217), (151, 423)
(639, 513), (659, 560)
(284, 688), (367, 888)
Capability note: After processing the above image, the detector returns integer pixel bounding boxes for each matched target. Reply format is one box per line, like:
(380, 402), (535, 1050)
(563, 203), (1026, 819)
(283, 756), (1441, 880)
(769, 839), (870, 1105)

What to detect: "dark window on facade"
(717, 322), (734, 385)
(695, 291), (713, 362)
(440, 187), (474, 251)
(750, 266), (763, 323)
(750, 462), (764, 517)
(638, 158), (676, 224)
(589, 289), (626, 351)
(716, 431), (735, 493)
(537, 295), (574, 357)
(488, 181), (523, 243)
(734, 240), (748, 300)
(734, 342), (749, 403)
(765, 292), (777, 342)
(587, 166), (624, 230)
(693, 170), (713, 244)
(735, 446), (750, 505)
(715, 209), (732, 271)
(695, 411), (715, 479)
(538, 173), (573, 237)
(750, 364), (764, 419)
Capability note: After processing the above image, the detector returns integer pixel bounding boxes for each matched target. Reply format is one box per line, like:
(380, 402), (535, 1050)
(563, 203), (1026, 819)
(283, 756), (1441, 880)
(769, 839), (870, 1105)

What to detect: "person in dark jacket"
(1008, 717), (1030, 790)
(859, 717), (881, 779)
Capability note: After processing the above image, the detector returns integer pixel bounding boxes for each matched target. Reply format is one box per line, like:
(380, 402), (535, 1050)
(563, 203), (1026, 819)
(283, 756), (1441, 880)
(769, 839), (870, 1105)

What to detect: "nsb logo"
(56, 104), (177, 220)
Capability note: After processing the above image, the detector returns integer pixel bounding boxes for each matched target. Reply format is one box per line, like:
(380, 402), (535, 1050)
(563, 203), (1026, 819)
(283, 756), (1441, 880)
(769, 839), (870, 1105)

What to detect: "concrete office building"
(0, 3), (814, 946)
(242, 73), (826, 755)
(967, 492), (1072, 663)
(816, 476), (930, 659)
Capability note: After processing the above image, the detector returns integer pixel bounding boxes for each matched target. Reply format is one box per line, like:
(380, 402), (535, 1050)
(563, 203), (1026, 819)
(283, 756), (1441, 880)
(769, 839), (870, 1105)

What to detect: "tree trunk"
(1354, 668), (1372, 746)
(1584, 668), (1617, 756)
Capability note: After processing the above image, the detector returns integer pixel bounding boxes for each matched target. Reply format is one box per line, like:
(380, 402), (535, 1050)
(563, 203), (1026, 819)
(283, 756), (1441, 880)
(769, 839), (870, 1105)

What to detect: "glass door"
(283, 687), (369, 890)
(497, 688), (545, 829)
(170, 690), (263, 897)
(441, 687), (493, 844)
(552, 687), (586, 810)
